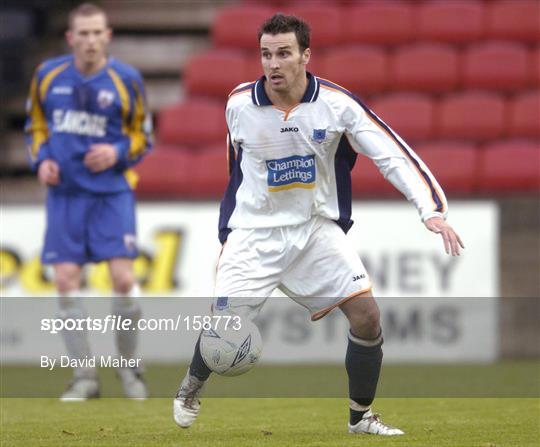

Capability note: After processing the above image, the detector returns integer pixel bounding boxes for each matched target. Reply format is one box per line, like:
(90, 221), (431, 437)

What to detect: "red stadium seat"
(508, 91), (540, 138)
(436, 92), (506, 141)
(416, 0), (484, 43)
(241, 0), (286, 6)
(183, 50), (248, 100)
(190, 145), (230, 198)
(414, 142), (479, 194)
(531, 47), (540, 87)
(486, 0), (540, 43)
(135, 147), (195, 198)
(283, 4), (342, 48)
(461, 42), (529, 92)
(370, 93), (435, 141)
(320, 46), (388, 95)
(342, 2), (414, 45)
(212, 5), (274, 50)
(478, 140), (540, 192)
(390, 43), (458, 93)
(157, 99), (226, 147)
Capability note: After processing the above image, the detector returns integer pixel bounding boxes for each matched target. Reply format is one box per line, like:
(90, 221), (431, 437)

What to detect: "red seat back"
(370, 93), (434, 141)
(284, 4), (342, 49)
(135, 147), (194, 198)
(212, 6), (274, 50)
(184, 50), (248, 100)
(530, 47), (540, 87)
(157, 100), (226, 147)
(436, 92), (506, 140)
(320, 46), (388, 95)
(343, 2), (414, 45)
(509, 90), (540, 138)
(416, 1), (485, 43)
(486, 0), (540, 43)
(462, 42), (529, 91)
(478, 140), (540, 192)
(390, 43), (458, 93)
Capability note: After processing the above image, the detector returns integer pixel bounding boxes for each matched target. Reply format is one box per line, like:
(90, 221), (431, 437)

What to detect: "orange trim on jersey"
(228, 89), (252, 100)
(272, 103), (300, 121)
(228, 82), (256, 99)
(317, 77), (352, 95)
(310, 286), (372, 321)
(268, 182), (315, 192)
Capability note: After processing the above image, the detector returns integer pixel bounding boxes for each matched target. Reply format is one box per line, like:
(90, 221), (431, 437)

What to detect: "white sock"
(57, 290), (96, 380)
(112, 284), (142, 363)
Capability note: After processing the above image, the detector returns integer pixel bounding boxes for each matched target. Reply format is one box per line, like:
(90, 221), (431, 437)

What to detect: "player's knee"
(350, 306), (380, 339)
(55, 266), (81, 294)
(110, 271), (135, 295)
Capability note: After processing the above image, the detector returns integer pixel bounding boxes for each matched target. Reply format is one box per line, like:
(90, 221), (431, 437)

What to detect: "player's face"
(66, 13), (111, 71)
(260, 32), (310, 94)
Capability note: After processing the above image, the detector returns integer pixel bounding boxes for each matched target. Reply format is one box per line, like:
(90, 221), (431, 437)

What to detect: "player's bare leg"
(109, 258), (147, 399)
(55, 263), (100, 401)
(340, 292), (404, 436)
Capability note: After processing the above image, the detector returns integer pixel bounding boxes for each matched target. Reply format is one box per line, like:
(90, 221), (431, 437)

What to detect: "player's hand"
(424, 216), (465, 256)
(84, 143), (118, 173)
(37, 159), (60, 186)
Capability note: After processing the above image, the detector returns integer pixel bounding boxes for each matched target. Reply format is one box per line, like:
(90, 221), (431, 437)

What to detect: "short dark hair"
(68, 3), (108, 29)
(258, 13), (311, 53)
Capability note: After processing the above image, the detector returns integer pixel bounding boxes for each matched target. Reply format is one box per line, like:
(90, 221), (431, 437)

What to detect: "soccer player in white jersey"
(174, 13), (464, 435)
(25, 3), (152, 400)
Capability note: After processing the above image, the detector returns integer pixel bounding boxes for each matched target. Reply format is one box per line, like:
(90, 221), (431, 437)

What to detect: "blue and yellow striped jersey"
(25, 54), (152, 193)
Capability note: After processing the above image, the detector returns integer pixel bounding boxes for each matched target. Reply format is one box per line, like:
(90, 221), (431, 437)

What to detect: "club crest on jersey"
(216, 296), (229, 311)
(311, 129), (326, 144)
(97, 89), (115, 108)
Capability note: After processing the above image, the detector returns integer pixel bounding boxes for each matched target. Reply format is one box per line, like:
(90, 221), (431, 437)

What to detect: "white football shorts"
(214, 216), (372, 321)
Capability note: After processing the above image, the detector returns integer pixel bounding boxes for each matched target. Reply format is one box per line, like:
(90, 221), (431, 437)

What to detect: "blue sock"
(188, 335), (212, 381)
(346, 330), (383, 425)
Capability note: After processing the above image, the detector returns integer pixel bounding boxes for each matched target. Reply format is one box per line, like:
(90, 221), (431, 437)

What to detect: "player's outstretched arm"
(424, 216), (464, 256)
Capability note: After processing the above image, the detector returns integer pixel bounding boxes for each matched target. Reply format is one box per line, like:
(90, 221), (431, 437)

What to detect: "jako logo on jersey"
(352, 274), (366, 281)
(97, 89), (115, 108)
(311, 128), (326, 143)
(280, 127), (299, 133)
(266, 155), (316, 192)
(53, 109), (107, 137)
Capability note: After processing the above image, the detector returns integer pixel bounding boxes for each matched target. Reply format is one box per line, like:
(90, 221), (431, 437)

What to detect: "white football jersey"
(218, 74), (447, 243)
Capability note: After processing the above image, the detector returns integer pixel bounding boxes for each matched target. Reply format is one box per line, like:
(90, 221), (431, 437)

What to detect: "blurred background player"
(24, 3), (152, 400)
(173, 13), (463, 435)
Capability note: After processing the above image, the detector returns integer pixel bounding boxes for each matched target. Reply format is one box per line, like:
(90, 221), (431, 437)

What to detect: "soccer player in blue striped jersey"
(174, 13), (464, 435)
(25, 3), (152, 400)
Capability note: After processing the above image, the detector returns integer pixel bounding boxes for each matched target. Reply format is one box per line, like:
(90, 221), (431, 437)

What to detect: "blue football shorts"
(42, 190), (138, 264)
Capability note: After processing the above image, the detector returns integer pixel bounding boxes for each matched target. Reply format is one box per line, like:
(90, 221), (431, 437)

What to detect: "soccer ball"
(200, 319), (262, 377)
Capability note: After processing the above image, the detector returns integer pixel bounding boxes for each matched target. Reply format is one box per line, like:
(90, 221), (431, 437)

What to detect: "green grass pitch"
(2, 397), (539, 446)
(1, 362), (539, 446)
